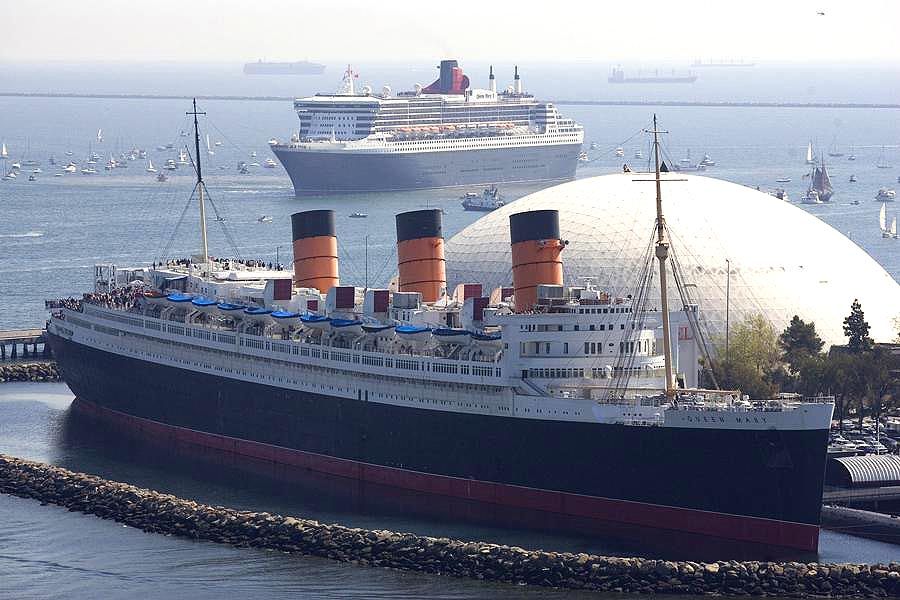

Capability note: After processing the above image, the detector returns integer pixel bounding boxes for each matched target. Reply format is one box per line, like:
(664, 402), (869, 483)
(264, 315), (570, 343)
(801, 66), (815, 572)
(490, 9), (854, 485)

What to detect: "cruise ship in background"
(270, 60), (584, 193)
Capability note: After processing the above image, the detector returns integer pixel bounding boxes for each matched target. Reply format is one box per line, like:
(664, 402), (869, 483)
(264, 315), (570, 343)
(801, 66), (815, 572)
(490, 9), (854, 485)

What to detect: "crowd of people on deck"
(46, 286), (144, 314)
(152, 257), (286, 271)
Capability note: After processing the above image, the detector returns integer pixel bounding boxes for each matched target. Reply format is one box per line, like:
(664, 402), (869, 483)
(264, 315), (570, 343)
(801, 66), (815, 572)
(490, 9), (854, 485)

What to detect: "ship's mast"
(187, 98), (209, 269)
(650, 114), (677, 399)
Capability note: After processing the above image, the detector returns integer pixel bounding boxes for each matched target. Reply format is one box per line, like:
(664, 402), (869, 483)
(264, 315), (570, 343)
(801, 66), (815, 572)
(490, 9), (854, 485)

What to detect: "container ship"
(243, 60), (326, 75)
(46, 106), (832, 555)
(608, 67), (698, 84)
(269, 60), (584, 193)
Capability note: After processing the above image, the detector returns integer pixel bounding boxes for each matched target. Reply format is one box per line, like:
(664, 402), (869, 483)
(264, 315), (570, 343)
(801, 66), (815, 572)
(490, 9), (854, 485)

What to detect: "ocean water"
(1, 383), (898, 600)
(1, 64), (900, 597)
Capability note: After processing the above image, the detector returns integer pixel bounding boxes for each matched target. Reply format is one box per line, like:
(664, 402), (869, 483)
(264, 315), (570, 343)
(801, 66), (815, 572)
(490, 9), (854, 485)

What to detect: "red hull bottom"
(70, 398), (820, 557)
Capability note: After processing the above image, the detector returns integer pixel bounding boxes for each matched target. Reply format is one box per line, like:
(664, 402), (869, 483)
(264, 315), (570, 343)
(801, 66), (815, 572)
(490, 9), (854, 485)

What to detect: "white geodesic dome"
(445, 173), (900, 347)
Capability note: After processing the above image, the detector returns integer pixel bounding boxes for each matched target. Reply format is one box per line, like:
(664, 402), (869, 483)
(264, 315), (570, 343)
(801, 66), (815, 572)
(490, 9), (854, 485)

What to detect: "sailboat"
(1, 142), (7, 159)
(876, 146), (891, 169)
(827, 136), (843, 157)
(809, 158), (833, 202)
(881, 203), (898, 239)
(97, 129), (103, 143)
(146, 159), (157, 173)
(805, 141), (815, 165)
(206, 134), (215, 155)
(178, 148), (189, 165)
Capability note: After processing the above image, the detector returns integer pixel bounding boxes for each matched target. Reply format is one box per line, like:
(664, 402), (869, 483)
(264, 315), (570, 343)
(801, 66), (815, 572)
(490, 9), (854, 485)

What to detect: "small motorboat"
(849, 174), (857, 183)
(348, 212), (368, 218)
(264, 158), (277, 168)
(875, 188), (896, 202)
(577, 151), (589, 163)
(699, 154), (716, 167)
(775, 177), (791, 183)
(461, 185), (504, 212)
(614, 147), (624, 157)
(257, 215), (273, 223)
(268, 138), (279, 145)
(27, 174), (36, 181)
(850, 200), (860, 206)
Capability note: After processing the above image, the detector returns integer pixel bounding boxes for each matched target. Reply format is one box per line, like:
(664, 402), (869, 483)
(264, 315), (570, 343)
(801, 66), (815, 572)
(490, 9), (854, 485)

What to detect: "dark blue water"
(1, 64), (900, 597)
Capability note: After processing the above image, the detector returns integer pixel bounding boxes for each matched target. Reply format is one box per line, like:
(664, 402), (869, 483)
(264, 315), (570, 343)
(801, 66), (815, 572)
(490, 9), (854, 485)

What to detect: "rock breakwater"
(1, 454), (898, 597)
(0, 361), (60, 383)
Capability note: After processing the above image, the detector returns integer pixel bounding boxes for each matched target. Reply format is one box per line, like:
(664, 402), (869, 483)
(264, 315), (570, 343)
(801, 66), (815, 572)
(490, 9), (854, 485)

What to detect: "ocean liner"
(46, 106), (833, 555)
(269, 60), (584, 193)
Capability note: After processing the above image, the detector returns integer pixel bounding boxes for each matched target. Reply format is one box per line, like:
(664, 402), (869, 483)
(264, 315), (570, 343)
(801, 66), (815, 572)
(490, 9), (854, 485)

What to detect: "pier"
(0, 329), (50, 362)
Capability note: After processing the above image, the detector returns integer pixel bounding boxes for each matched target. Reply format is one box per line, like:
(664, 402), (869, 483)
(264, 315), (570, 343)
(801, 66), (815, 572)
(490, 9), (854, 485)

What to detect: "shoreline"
(0, 361), (60, 383)
(1, 453), (898, 597)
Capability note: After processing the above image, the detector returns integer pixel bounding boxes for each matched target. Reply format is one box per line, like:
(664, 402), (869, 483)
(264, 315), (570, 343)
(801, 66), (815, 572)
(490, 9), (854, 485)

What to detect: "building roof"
(445, 174), (900, 346)
(831, 455), (900, 487)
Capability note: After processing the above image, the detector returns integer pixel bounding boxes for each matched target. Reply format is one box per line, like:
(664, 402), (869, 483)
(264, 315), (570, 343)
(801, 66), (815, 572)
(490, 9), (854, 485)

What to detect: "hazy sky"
(5, 0), (899, 64)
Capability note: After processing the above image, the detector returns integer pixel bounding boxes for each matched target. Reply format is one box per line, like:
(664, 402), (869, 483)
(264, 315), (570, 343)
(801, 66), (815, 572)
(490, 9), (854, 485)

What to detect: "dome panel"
(445, 174), (900, 347)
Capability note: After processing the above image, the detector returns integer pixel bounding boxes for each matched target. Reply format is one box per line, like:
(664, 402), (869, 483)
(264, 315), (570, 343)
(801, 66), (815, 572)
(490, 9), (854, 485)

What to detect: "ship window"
(589, 325), (595, 331)
(584, 342), (589, 354)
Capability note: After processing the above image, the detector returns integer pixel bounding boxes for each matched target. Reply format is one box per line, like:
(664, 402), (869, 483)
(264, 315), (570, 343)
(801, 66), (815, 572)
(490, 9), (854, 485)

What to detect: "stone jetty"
(1, 454), (898, 597)
(0, 361), (60, 383)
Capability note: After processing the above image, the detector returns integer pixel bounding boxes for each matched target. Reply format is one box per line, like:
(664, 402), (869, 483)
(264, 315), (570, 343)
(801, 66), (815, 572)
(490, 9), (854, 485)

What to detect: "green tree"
(779, 315), (824, 374)
(843, 299), (873, 353)
(712, 313), (779, 399)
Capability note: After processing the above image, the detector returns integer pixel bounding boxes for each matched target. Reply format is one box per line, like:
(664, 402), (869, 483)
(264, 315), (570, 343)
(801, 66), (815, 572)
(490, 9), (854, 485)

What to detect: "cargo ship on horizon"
(608, 67), (698, 84)
(270, 60), (584, 194)
(243, 59), (326, 75)
(45, 104), (833, 557)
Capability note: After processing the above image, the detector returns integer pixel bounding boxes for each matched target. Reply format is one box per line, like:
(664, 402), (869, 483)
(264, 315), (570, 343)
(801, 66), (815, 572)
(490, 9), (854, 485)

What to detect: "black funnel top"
(509, 210), (560, 244)
(396, 209), (443, 243)
(291, 210), (335, 241)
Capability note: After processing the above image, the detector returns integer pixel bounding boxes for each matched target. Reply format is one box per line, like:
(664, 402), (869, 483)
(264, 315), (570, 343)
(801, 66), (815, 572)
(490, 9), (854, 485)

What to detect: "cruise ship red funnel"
(422, 59), (470, 95)
(509, 210), (565, 311)
(396, 209), (446, 303)
(291, 210), (339, 293)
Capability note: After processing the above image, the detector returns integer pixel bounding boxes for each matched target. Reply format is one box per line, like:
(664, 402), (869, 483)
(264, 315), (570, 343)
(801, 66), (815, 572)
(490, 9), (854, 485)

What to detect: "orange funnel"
(291, 209), (339, 294)
(509, 210), (564, 312)
(395, 209), (446, 303)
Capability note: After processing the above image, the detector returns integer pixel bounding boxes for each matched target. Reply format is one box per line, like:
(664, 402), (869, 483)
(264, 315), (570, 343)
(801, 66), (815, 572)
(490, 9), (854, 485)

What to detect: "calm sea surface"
(1, 64), (899, 597)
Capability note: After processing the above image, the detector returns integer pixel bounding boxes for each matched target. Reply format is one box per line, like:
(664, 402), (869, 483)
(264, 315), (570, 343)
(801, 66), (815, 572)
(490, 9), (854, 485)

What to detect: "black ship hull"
(49, 333), (829, 554)
(271, 144), (581, 194)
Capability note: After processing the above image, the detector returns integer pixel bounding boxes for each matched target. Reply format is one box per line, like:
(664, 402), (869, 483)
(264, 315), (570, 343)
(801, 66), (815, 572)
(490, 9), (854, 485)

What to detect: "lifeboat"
(395, 325), (431, 343)
(243, 306), (273, 323)
(216, 302), (245, 318)
(190, 297), (218, 314)
(361, 323), (396, 338)
(141, 290), (167, 305)
(300, 313), (331, 331)
(166, 293), (193, 304)
(432, 328), (471, 345)
(270, 310), (301, 326)
(471, 331), (502, 349)
(331, 318), (364, 336)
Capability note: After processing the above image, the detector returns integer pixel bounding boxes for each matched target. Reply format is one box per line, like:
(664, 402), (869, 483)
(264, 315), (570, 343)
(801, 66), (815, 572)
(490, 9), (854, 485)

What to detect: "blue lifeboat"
(300, 313), (331, 331)
(216, 302), (246, 318)
(395, 325), (431, 343)
(243, 306), (273, 323)
(271, 310), (301, 326)
(191, 297), (218, 313)
(361, 323), (396, 338)
(471, 331), (502, 349)
(330, 318), (363, 336)
(432, 328), (472, 345)
(166, 293), (193, 303)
